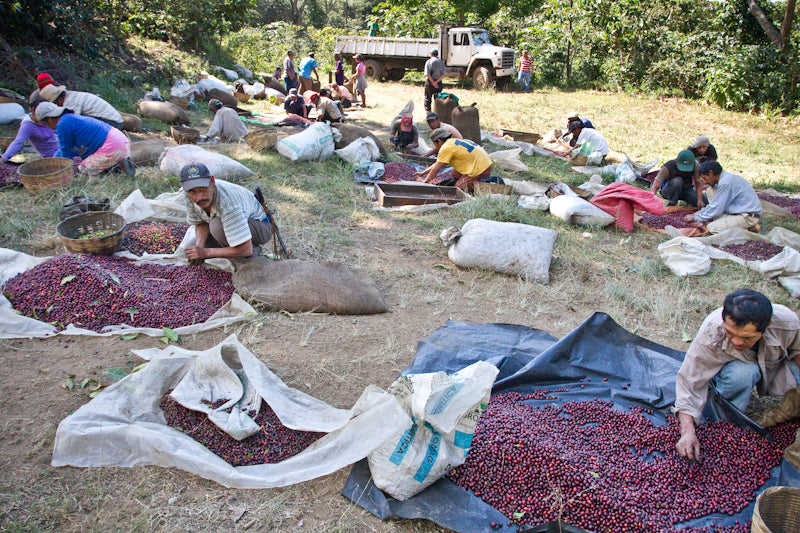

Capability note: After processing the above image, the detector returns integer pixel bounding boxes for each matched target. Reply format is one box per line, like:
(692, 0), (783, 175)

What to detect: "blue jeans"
(518, 72), (530, 92)
(714, 359), (800, 412)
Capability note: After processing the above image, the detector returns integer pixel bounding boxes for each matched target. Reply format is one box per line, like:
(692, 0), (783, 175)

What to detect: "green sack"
(578, 140), (594, 156)
(435, 92), (459, 104)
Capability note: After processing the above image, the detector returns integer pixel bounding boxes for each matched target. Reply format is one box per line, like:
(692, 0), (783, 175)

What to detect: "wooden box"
(397, 153), (437, 166)
(374, 183), (471, 207)
(501, 129), (542, 144)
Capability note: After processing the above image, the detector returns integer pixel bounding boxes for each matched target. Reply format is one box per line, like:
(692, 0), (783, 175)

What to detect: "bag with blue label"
(367, 360), (499, 500)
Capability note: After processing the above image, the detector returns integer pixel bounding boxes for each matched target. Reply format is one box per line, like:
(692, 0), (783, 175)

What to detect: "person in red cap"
(29, 73), (57, 104)
(390, 116), (419, 153)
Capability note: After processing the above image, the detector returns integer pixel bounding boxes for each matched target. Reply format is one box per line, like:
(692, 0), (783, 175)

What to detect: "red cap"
(36, 73), (55, 89)
(400, 116), (413, 131)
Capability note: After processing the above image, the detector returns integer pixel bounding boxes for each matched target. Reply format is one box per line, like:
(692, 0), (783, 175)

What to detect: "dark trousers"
(424, 81), (442, 112)
(662, 177), (707, 207)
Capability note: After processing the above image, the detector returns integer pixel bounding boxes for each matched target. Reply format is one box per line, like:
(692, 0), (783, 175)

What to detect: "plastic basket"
(171, 125), (200, 144)
(169, 95), (189, 109)
(57, 212), (126, 255)
(234, 91), (251, 103)
(17, 157), (74, 193)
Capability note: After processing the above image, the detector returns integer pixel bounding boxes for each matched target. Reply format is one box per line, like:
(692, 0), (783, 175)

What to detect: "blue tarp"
(342, 312), (800, 533)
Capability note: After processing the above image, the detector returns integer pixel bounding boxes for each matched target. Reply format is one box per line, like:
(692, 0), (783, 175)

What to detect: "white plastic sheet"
(52, 335), (410, 489)
(488, 148), (528, 173)
(0, 248), (253, 339)
(481, 131), (535, 156)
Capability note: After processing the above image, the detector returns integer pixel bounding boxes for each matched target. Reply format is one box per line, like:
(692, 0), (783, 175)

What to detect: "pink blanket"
(590, 182), (665, 233)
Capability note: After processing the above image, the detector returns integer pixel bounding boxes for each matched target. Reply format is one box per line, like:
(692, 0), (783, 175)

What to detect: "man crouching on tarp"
(673, 289), (800, 461)
(181, 162), (272, 262)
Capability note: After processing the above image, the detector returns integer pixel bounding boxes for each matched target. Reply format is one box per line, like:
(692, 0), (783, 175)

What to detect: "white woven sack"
(441, 218), (558, 284)
(549, 195), (615, 227)
(276, 122), (335, 161)
(159, 145), (253, 181)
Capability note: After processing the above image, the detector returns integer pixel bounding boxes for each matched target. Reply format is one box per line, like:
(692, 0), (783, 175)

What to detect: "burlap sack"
(130, 140), (175, 167)
(451, 104), (481, 145)
(120, 113), (142, 132)
(755, 387), (800, 428)
(207, 88), (238, 108)
(233, 258), (389, 315)
(432, 94), (458, 124)
(136, 101), (191, 125)
(332, 123), (387, 157)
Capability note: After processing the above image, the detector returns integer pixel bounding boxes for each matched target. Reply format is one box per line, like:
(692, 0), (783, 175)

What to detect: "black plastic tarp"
(342, 312), (800, 532)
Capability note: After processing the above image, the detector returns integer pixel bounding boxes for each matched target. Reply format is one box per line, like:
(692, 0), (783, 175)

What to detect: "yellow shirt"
(436, 138), (492, 177)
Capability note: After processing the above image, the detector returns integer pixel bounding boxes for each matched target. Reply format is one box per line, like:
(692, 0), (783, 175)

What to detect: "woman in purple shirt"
(1, 100), (59, 163)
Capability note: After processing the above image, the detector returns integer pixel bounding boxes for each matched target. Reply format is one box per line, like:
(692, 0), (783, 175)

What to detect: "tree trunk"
(566, 0), (573, 82)
(780, 0), (796, 44)
(747, 0), (784, 47)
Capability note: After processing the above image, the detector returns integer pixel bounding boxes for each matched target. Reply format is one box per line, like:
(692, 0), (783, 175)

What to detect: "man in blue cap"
(181, 163), (272, 261)
(650, 149), (704, 207)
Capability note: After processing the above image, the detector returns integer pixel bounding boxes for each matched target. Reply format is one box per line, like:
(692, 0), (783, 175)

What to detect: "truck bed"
(335, 36), (437, 59)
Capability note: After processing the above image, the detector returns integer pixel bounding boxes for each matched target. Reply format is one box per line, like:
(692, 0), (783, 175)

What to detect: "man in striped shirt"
(517, 51), (532, 93)
(181, 163), (272, 261)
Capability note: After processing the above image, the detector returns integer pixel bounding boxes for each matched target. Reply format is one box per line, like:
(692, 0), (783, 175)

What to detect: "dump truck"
(334, 26), (515, 90)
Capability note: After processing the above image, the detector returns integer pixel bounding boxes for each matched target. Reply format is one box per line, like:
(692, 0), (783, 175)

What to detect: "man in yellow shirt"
(414, 128), (492, 193)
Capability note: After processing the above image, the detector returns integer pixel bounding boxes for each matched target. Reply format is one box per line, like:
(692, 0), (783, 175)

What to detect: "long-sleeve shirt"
(674, 305), (800, 419)
(424, 57), (446, 82)
(206, 107), (248, 142)
(576, 128), (609, 156)
(284, 96), (307, 117)
(693, 171), (761, 223)
(62, 91), (123, 124)
(55, 113), (111, 159)
(316, 97), (342, 120)
(185, 179), (265, 247)
(1, 115), (59, 161)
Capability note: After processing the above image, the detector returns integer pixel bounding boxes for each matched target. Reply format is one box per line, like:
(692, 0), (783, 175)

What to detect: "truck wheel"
(364, 60), (385, 81)
(386, 68), (405, 81)
(472, 66), (493, 90)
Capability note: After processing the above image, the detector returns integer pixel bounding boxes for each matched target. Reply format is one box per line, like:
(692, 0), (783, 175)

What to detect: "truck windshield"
(472, 31), (491, 46)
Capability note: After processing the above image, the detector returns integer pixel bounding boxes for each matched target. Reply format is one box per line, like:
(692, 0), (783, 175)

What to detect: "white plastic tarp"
(0, 247), (254, 339)
(52, 335), (410, 489)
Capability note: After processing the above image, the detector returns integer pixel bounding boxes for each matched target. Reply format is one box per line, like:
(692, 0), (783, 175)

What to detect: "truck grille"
(501, 52), (514, 69)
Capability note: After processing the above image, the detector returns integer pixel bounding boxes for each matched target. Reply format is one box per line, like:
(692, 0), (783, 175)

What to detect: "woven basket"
(752, 486), (800, 533)
(57, 212), (126, 255)
(234, 91), (251, 103)
(18, 157), (74, 193)
(169, 95), (189, 109)
(0, 96), (20, 104)
(0, 137), (14, 152)
(171, 125), (200, 144)
(244, 129), (278, 151)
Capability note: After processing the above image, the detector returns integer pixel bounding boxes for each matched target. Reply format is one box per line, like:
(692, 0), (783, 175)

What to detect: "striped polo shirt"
(185, 179), (265, 247)
(518, 55), (533, 73)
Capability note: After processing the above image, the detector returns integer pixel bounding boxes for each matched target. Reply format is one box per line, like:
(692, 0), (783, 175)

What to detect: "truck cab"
(441, 27), (515, 90)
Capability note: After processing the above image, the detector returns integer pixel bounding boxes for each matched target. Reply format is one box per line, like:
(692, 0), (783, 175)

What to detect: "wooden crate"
(473, 182), (514, 197)
(397, 153), (437, 166)
(374, 183), (470, 207)
(501, 129), (542, 144)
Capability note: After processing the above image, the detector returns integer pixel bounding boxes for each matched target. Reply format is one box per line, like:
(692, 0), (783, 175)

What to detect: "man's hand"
(696, 197), (705, 209)
(676, 432), (701, 462)
(185, 245), (208, 262)
(683, 213), (695, 223)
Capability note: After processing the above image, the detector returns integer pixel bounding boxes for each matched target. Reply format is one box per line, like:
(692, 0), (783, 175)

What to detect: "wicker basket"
(234, 91), (251, 104)
(169, 95), (190, 109)
(57, 212), (126, 255)
(244, 129), (278, 151)
(752, 486), (800, 533)
(0, 137), (14, 152)
(18, 157), (74, 193)
(473, 182), (514, 198)
(171, 125), (200, 144)
(0, 96), (21, 104)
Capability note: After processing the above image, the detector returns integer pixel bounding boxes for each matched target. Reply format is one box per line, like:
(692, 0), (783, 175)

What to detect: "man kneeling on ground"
(206, 99), (248, 142)
(651, 150), (704, 208)
(414, 128), (493, 193)
(683, 161), (762, 233)
(181, 163), (272, 261)
(674, 289), (800, 462)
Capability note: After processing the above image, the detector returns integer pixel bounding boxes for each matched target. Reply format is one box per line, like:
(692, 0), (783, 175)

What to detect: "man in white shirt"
(40, 84), (123, 129)
(568, 119), (609, 157)
(206, 99), (248, 142)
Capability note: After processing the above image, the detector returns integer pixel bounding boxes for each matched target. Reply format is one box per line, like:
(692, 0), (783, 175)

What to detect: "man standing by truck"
(424, 49), (446, 113)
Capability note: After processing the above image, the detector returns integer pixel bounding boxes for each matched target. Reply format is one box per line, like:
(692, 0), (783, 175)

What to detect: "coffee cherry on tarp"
(447, 391), (798, 533)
